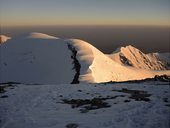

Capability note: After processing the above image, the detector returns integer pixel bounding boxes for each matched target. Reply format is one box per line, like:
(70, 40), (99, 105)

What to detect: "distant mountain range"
(0, 32), (169, 84)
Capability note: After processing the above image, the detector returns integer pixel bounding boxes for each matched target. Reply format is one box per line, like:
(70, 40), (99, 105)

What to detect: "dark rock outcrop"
(67, 44), (81, 84)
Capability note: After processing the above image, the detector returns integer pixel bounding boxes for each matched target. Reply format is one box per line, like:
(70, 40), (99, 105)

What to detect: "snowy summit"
(0, 32), (169, 84)
(0, 32), (170, 128)
(107, 45), (169, 70)
(0, 35), (11, 44)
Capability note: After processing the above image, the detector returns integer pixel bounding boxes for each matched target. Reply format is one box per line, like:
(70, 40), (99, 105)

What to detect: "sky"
(0, 0), (170, 27)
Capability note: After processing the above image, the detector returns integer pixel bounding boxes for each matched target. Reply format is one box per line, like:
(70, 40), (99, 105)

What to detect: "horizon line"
(1, 24), (170, 28)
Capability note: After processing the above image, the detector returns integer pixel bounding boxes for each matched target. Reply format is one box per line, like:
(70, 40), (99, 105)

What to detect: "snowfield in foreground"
(0, 32), (169, 127)
(0, 82), (169, 128)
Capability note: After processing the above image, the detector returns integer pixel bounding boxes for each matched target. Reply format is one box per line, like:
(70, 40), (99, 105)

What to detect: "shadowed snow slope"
(0, 35), (11, 44)
(0, 37), (74, 84)
(107, 45), (169, 70)
(0, 33), (170, 84)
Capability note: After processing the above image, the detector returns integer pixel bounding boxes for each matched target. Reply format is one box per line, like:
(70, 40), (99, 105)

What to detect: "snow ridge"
(23, 32), (59, 39)
(0, 33), (170, 84)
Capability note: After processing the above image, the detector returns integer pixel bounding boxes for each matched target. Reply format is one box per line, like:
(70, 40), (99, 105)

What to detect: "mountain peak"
(120, 45), (140, 53)
(124, 45), (135, 49)
(0, 35), (11, 44)
(108, 45), (168, 70)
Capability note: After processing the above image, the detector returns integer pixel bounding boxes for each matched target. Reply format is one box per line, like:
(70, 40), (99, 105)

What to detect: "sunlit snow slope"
(0, 35), (11, 44)
(0, 33), (169, 84)
(148, 52), (170, 69)
(107, 45), (169, 70)
(69, 40), (170, 83)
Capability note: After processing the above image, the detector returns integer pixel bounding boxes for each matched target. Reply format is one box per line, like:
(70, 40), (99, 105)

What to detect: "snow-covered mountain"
(148, 52), (170, 68)
(0, 33), (169, 84)
(0, 35), (11, 44)
(107, 45), (169, 70)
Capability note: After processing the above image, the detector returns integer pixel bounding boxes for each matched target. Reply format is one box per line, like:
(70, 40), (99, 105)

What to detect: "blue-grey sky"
(0, 0), (169, 26)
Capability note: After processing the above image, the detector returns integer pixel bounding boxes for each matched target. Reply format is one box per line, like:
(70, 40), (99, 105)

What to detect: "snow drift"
(0, 33), (169, 84)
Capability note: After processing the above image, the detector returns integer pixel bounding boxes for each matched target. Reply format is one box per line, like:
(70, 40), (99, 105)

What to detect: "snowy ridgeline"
(0, 33), (170, 128)
(0, 82), (170, 128)
(0, 32), (170, 84)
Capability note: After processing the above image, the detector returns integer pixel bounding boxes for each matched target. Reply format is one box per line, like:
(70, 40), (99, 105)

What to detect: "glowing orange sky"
(0, 0), (169, 27)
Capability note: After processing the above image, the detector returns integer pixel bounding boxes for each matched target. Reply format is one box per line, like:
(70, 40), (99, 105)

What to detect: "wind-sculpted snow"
(0, 33), (170, 84)
(68, 40), (170, 83)
(67, 39), (95, 83)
